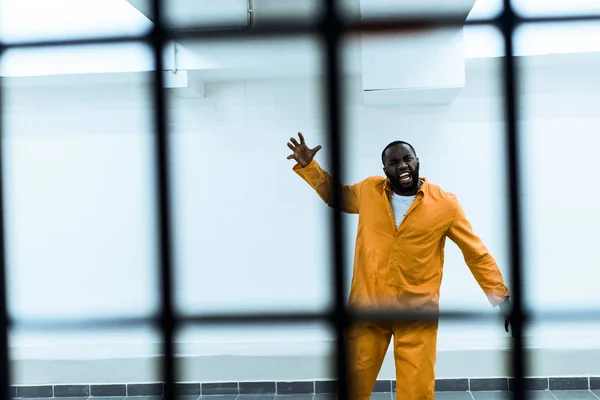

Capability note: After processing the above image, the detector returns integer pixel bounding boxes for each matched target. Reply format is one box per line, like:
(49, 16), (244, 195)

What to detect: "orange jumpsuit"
(294, 159), (509, 400)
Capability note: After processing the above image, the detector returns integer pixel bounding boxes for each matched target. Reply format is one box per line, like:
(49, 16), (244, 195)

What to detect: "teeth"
(399, 171), (410, 178)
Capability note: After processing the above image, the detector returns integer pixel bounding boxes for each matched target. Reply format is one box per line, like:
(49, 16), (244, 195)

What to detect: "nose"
(396, 162), (407, 171)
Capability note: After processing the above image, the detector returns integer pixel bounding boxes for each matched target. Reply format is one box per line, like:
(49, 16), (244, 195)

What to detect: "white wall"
(2, 54), (600, 384)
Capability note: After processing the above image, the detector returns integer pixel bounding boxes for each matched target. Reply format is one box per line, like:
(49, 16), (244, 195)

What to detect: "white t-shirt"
(390, 192), (416, 229)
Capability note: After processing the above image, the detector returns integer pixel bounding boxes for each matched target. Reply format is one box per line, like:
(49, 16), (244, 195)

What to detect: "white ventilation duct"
(126, 0), (476, 106)
(358, 0), (476, 106)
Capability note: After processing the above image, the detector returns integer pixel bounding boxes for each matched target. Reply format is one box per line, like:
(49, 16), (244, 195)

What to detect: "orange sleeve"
(446, 197), (510, 307)
(293, 159), (364, 214)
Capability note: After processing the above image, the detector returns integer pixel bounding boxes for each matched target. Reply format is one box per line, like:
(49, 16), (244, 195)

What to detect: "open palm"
(287, 132), (322, 168)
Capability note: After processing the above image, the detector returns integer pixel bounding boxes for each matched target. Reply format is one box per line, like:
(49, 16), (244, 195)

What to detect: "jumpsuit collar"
(384, 177), (428, 198)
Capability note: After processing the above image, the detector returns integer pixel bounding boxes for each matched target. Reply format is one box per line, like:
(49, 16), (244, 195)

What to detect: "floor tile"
(526, 391), (557, 400)
(275, 395), (315, 400)
(89, 397), (127, 400)
(469, 390), (557, 400)
(552, 391), (597, 400)
(371, 393), (393, 400)
(199, 396), (238, 400)
(435, 392), (474, 400)
(53, 398), (89, 400)
(313, 394), (335, 400)
(16, 398), (54, 400)
(313, 392), (392, 400)
(470, 391), (556, 400)
(237, 396), (275, 400)
(123, 396), (163, 400)
(593, 391), (600, 399)
(471, 391), (510, 400)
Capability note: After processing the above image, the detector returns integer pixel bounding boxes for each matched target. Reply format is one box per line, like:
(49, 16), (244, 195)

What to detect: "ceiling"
(0, 0), (598, 82)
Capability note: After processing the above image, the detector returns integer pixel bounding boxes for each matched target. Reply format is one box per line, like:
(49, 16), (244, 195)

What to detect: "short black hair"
(381, 141), (417, 164)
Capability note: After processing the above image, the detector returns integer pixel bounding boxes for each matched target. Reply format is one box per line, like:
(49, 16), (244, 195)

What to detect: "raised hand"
(287, 132), (322, 168)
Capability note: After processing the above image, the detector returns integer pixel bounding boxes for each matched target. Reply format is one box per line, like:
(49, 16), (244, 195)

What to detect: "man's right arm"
(293, 158), (364, 214)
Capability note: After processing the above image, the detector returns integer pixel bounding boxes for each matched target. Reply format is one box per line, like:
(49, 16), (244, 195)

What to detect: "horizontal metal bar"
(11, 316), (155, 331)
(8, 316), (155, 331)
(0, 34), (150, 51)
(1, 13), (600, 51)
(9, 309), (600, 331)
(342, 309), (600, 324)
(181, 311), (327, 325)
(8, 313), (324, 331)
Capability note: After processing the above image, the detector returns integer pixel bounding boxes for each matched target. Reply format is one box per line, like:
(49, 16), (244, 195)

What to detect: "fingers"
(298, 132), (305, 144)
(290, 137), (300, 147)
(287, 142), (295, 151)
(287, 154), (295, 160)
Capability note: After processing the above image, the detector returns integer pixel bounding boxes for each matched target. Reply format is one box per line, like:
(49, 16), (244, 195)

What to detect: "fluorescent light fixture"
(515, 22), (600, 56)
(0, 0), (152, 43)
(513, 0), (600, 17)
(0, 44), (154, 78)
(463, 21), (600, 58)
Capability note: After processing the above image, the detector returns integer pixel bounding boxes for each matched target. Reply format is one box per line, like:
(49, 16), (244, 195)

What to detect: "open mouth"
(398, 170), (412, 185)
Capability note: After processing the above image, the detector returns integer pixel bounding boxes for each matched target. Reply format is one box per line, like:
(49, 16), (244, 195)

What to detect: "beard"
(387, 166), (420, 194)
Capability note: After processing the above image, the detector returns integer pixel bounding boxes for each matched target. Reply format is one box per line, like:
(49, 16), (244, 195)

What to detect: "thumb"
(312, 145), (322, 154)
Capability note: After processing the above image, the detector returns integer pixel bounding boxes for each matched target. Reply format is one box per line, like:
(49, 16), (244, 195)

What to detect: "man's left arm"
(446, 197), (510, 308)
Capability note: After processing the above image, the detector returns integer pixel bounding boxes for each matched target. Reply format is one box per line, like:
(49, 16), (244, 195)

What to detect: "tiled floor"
(14, 391), (600, 400)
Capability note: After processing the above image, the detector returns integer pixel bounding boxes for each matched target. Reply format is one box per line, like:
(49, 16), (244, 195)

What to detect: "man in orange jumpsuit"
(287, 133), (513, 400)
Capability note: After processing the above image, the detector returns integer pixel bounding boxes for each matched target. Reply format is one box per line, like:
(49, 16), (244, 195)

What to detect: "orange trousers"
(343, 320), (439, 400)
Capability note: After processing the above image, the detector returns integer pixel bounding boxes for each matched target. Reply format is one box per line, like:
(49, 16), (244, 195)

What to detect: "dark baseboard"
(9, 377), (600, 397)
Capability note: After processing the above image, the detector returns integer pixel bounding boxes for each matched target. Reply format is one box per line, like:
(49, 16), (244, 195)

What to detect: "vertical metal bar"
(148, 1), (177, 399)
(499, 2), (527, 399)
(322, 1), (350, 399)
(0, 44), (13, 400)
